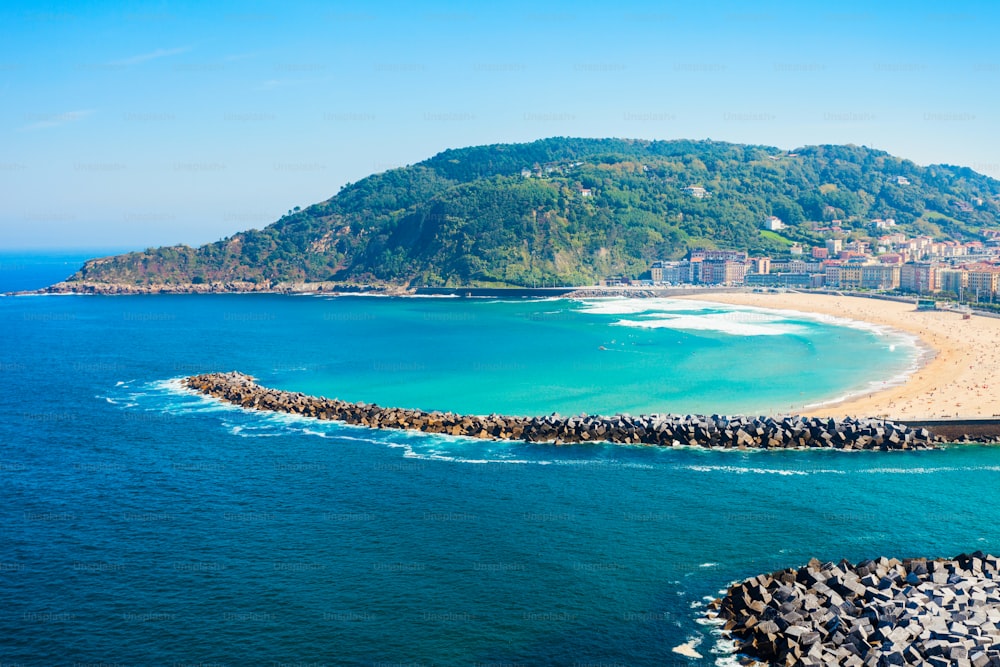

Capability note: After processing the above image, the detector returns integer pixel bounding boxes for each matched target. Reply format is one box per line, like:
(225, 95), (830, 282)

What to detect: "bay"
(2, 254), (997, 667)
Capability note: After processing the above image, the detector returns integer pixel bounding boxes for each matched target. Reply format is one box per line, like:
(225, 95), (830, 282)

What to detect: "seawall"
(182, 372), (950, 450)
(897, 419), (1000, 442)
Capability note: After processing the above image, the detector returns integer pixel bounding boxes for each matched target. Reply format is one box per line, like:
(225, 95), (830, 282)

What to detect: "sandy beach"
(676, 291), (1000, 421)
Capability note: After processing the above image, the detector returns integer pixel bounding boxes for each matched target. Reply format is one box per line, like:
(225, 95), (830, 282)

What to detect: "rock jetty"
(711, 552), (1000, 666)
(182, 371), (942, 450)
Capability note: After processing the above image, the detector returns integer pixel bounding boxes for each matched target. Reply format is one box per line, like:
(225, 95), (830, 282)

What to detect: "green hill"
(57, 138), (1000, 291)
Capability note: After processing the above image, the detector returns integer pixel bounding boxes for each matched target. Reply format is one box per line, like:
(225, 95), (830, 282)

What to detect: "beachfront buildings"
(900, 262), (937, 294)
(650, 250), (748, 286)
(966, 265), (1000, 300)
(644, 232), (1000, 300)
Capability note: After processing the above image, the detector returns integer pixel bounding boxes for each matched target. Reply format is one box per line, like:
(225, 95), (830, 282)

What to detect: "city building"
(938, 269), (968, 297)
(746, 273), (818, 288)
(860, 264), (901, 290)
(689, 249), (748, 263)
(749, 257), (772, 274)
(966, 265), (1000, 301)
(900, 262), (938, 294)
(698, 260), (747, 285)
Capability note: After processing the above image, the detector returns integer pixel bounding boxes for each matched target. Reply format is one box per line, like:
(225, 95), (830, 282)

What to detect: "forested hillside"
(60, 138), (1000, 290)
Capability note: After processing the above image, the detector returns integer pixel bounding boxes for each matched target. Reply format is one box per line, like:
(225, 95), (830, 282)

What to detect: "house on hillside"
(764, 216), (785, 231)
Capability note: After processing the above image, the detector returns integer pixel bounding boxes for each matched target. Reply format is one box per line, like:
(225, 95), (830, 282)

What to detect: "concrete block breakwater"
(183, 372), (942, 450)
(711, 552), (1000, 666)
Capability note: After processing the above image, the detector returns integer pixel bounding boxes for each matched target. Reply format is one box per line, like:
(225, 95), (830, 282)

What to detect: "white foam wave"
(684, 465), (816, 476)
(576, 297), (720, 316)
(616, 314), (804, 336)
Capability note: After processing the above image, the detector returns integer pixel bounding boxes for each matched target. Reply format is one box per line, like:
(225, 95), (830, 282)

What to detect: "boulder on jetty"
(182, 371), (947, 450)
(710, 551), (1000, 666)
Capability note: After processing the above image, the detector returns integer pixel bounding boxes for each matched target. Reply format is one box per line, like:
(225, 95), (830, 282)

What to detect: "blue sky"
(2, 0), (998, 249)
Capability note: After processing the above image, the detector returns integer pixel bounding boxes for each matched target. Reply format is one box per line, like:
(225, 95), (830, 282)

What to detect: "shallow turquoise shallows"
(3, 256), (998, 667)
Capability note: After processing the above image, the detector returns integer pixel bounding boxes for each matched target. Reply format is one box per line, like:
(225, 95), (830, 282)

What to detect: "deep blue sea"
(3, 253), (1000, 667)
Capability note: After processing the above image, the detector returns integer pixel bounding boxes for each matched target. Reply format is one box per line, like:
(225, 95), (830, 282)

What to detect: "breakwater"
(898, 419), (1000, 444)
(182, 372), (943, 450)
(711, 552), (1000, 666)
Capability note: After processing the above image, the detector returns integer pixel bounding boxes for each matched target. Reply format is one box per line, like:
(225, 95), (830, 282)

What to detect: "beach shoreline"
(675, 291), (1000, 421)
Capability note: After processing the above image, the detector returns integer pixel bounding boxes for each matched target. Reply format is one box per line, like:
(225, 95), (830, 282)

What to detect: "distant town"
(607, 217), (1000, 303)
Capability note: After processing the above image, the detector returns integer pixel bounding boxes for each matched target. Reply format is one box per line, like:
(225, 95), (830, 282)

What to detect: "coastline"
(13, 281), (588, 298)
(12, 280), (734, 298)
(676, 291), (1000, 421)
(18, 279), (998, 424)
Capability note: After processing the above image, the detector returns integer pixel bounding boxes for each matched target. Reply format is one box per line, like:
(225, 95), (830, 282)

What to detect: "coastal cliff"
(183, 371), (943, 450)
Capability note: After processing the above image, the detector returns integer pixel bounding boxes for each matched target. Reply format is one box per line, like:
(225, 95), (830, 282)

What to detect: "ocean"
(2, 252), (999, 666)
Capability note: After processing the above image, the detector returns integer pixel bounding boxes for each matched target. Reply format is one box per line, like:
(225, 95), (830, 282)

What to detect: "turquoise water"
(2, 255), (997, 666)
(149, 293), (919, 418)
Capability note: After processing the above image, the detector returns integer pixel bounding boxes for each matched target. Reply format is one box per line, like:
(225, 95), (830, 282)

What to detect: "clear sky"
(2, 0), (998, 249)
